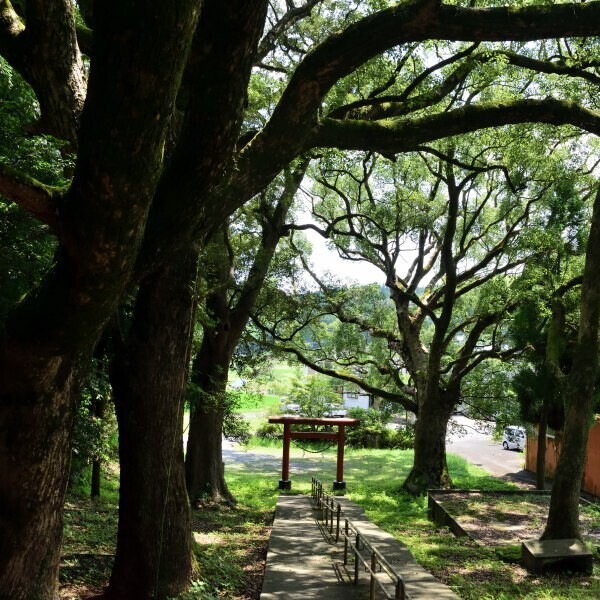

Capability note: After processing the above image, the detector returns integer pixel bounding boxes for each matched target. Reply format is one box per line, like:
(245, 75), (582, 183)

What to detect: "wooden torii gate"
(268, 416), (360, 491)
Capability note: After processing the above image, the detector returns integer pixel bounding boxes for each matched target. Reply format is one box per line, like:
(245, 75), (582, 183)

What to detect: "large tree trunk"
(0, 3), (200, 596)
(109, 253), (198, 599)
(185, 315), (235, 505)
(184, 229), (236, 506)
(0, 351), (80, 599)
(542, 188), (600, 540)
(541, 387), (593, 539)
(403, 394), (454, 494)
(185, 169), (303, 505)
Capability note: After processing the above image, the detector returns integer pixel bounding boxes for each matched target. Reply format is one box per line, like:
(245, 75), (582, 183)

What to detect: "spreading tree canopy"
(2, 1), (600, 597)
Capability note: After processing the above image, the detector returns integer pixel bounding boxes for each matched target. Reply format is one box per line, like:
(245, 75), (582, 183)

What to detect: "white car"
(502, 426), (526, 450)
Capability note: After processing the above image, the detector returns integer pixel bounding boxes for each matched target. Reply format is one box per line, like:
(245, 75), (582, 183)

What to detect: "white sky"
(302, 227), (386, 286)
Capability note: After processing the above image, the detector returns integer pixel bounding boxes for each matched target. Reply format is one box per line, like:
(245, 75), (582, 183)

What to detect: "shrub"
(223, 412), (251, 445)
(70, 358), (118, 487)
(345, 407), (414, 449)
(255, 422), (283, 440)
(388, 425), (415, 449)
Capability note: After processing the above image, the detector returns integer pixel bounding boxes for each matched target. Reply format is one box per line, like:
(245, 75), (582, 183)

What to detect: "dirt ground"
(432, 492), (600, 547)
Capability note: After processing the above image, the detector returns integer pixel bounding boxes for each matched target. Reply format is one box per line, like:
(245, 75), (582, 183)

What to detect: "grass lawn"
(60, 444), (600, 599)
(234, 393), (280, 433)
(224, 444), (600, 599)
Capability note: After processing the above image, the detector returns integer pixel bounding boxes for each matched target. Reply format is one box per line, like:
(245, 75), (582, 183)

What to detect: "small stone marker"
(522, 538), (593, 575)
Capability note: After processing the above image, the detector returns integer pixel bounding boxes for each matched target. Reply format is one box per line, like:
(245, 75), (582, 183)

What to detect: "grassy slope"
(60, 446), (600, 599)
(224, 445), (600, 600)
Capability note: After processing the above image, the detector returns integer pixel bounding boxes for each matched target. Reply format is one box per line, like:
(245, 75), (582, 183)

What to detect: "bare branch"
(256, 0), (322, 63)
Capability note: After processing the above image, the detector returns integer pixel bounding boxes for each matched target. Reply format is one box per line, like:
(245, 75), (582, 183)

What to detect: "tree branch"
(0, 163), (63, 232)
(256, 334), (419, 413)
(0, 1), (24, 66)
(230, 159), (309, 337)
(256, 0), (322, 63)
(214, 2), (600, 250)
(315, 99), (600, 154)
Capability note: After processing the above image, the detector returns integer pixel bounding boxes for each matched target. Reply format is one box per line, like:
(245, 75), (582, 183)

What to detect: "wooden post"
(333, 424), (346, 490)
(279, 422), (291, 490)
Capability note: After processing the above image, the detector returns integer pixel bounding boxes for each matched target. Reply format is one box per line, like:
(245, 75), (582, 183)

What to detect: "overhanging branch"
(0, 163), (64, 233)
(314, 99), (600, 154)
(268, 340), (418, 413)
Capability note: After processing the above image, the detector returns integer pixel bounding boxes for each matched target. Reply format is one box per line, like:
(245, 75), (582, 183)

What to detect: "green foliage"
(230, 391), (280, 412)
(223, 415), (252, 447)
(222, 391), (253, 445)
(288, 374), (342, 417)
(345, 407), (415, 449)
(254, 421), (283, 441)
(183, 545), (244, 600)
(70, 358), (118, 488)
(0, 203), (56, 322)
(0, 57), (72, 184)
(0, 57), (69, 323)
(513, 363), (565, 430)
(61, 468), (120, 593)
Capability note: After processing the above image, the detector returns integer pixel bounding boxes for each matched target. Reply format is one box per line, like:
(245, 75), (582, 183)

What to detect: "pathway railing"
(311, 476), (408, 600)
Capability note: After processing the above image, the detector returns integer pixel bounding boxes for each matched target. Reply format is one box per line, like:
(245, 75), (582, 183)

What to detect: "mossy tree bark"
(542, 187), (600, 540)
(186, 312), (236, 506)
(404, 390), (457, 493)
(185, 229), (236, 505)
(109, 252), (198, 599)
(186, 166), (303, 504)
(105, 0), (270, 591)
(0, 2), (200, 597)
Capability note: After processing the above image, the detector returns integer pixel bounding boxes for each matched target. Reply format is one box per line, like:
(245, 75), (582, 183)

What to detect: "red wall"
(526, 418), (600, 497)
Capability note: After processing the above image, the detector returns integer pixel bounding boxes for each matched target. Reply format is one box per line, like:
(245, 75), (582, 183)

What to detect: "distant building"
(341, 389), (373, 410)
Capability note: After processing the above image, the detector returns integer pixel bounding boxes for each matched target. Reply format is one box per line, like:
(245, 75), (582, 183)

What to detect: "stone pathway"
(260, 494), (460, 599)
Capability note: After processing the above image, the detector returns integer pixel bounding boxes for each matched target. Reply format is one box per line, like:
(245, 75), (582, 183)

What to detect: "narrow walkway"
(260, 494), (460, 599)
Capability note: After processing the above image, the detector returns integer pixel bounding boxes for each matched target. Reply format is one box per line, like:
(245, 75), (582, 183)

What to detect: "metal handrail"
(310, 476), (408, 600)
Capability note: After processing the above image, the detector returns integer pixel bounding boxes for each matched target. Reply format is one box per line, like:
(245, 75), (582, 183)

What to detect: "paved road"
(446, 416), (535, 486)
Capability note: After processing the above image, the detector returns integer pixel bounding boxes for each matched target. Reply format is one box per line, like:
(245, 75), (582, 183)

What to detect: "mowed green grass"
(224, 444), (600, 600)
(234, 392), (281, 433)
(61, 443), (600, 599)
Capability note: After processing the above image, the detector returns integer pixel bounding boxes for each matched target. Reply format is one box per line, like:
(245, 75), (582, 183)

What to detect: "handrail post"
(336, 503), (341, 542)
(329, 497), (334, 534)
(370, 551), (376, 600)
(395, 578), (406, 600)
(343, 520), (349, 565)
(354, 532), (360, 584)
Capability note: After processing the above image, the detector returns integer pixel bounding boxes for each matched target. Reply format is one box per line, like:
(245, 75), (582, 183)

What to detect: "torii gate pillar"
(268, 416), (360, 491)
